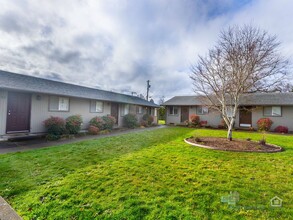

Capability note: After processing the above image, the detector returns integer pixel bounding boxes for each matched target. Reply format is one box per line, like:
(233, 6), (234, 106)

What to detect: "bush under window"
(123, 114), (138, 128)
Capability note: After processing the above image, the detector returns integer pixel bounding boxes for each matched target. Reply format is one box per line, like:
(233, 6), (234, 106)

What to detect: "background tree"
(190, 25), (289, 141)
(158, 96), (166, 121)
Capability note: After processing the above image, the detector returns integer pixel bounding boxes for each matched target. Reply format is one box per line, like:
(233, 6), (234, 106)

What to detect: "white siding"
(30, 94), (111, 133)
(0, 90), (7, 135)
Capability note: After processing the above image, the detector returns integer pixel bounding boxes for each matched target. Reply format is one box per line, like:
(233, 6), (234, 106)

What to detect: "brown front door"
(239, 108), (252, 127)
(111, 103), (119, 125)
(6, 92), (31, 133)
(181, 106), (189, 122)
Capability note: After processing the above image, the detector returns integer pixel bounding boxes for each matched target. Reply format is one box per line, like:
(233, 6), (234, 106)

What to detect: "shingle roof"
(163, 93), (293, 106)
(162, 96), (204, 106)
(0, 70), (159, 107)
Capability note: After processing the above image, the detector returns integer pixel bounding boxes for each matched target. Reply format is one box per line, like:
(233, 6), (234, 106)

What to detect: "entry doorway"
(6, 91), (31, 133)
(239, 108), (252, 127)
(111, 103), (119, 125)
(181, 106), (189, 123)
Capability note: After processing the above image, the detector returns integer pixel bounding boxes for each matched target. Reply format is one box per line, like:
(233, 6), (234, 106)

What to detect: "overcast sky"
(0, 0), (293, 102)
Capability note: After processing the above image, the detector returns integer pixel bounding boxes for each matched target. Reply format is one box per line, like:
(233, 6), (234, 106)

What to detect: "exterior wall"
(165, 105), (222, 127)
(119, 105), (158, 127)
(30, 94), (111, 133)
(0, 89), (159, 135)
(166, 106), (181, 124)
(251, 106), (293, 131)
(0, 90), (8, 135)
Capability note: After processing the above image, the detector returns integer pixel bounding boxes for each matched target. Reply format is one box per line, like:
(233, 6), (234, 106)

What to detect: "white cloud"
(0, 0), (292, 102)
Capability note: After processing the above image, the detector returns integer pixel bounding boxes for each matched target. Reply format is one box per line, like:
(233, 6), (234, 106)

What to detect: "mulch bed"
(185, 137), (283, 153)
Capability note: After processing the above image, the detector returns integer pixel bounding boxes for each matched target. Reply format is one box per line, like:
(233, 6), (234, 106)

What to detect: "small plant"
(259, 138), (266, 146)
(257, 118), (273, 131)
(66, 115), (83, 134)
(88, 126), (99, 135)
(89, 116), (105, 130)
(43, 116), (66, 136)
(194, 137), (201, 142)
(140, 120), (148, 127)
(189, 114), (200, 127)
(102, 115), (116, 130)
(246, 138), (251, 141)
(123, 114), (138, 128)
(184, 120), (189, 127)
(200, 121), (208, 127)
(274, 126), (288, 134)
(46, 134), (62, 141)
(142, 114), (154, 126)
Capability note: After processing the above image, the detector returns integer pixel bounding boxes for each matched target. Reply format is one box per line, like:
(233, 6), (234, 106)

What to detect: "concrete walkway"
(0, 126), (166, 155)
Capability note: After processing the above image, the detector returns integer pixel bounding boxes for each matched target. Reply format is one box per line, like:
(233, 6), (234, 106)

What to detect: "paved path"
(0, 126), (166, 155)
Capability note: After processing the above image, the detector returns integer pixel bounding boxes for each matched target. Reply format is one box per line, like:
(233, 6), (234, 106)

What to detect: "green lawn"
(0, 127), (292, 219)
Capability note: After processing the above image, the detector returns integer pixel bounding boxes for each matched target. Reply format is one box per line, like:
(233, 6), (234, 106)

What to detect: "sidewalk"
(0, 126), (166, 154)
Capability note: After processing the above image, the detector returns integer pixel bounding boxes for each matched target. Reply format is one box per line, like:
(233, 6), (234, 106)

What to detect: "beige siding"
(1, 90), (158, 135)
(165, 106), (222, 127)
(0, 90), (8, 135)
(251, 106), (293, 131)
(30, 94), (111, 133)
(166, 106), (181, 124)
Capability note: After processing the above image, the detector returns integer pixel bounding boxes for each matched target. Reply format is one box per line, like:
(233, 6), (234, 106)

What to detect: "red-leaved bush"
(66, 115), (83, 134)
(189, 114), (200, 127)
(200, 120), (208, 127)
(274, 126), (288, 133)
(43, 116), (66, 135)
(89, 116), (105, 130)
(257, 118), (273, 131)
(88, 125), (99, 135)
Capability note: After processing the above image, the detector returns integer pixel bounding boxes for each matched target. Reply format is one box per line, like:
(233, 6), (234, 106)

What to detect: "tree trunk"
(227, 126), (233, 141)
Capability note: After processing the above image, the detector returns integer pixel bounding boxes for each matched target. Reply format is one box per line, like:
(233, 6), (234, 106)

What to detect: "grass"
(158, 119), (165, 125)
(0, 127), (292, 219)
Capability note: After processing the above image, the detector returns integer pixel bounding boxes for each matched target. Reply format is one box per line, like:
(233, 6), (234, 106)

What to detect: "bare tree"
(190, 25), (289, 141)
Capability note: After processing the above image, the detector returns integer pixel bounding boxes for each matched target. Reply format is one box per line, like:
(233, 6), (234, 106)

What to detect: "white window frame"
(49, 96), (70, 112)
(136, 106), (143, 114)
(169, 106), (178, 115)
(58, 97), (69, 111)
(264, 106), (282, 117)
(121, 104), (129, 116)
(90, 100), (104, 113)
(197, 106), (209, 115)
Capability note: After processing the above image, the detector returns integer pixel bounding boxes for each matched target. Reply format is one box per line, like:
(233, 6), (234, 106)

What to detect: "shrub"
(89, 116), (105, 130)
(66, 115), (83, 134)
(257, 118), (273, 131)
(102, 115), (116, 130)
(259, 138), (266, 145)
(200, 120), (208, 127)
(123, 114), (138, 128)
(43, 116), (66, 136)
(189, 114), (200, 127)
(142, 114), (154, 126)
(140, 120), (148, 127)
(88, 125), (99, 135)
(274, 126), (288, 133)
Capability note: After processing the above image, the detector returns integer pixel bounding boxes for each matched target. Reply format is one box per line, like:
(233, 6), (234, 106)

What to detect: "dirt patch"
(185, 137), (283, 153)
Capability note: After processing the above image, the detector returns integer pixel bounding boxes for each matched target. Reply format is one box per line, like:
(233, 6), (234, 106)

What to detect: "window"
(90, 100), (103, 113)
(169, 106), (178, 115)
(197, 106), (209, 115)
(264, 106), (281, 116)
(121, 104), (129, 116)
(136, 106), (143, 114)
(154, 108), (157, 117)
(49, 96), (69, 111)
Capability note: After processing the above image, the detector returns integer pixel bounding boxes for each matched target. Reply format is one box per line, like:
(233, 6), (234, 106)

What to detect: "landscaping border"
(184, 138), (283, 153)
(0, 196), (22, 220)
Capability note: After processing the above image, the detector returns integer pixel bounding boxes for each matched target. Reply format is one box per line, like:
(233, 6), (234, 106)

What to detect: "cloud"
(0, 0), (292, 102)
